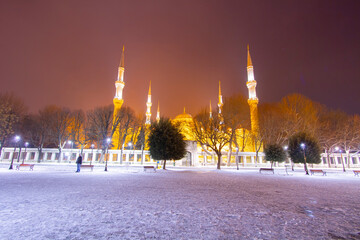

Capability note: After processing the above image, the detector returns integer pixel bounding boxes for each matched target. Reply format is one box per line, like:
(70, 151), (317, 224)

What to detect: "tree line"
(1, 92), (359, 169)
(0, 93), (145, 162)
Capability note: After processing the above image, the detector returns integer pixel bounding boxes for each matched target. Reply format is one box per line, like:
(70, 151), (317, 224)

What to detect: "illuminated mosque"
(111, 46), (260, 165)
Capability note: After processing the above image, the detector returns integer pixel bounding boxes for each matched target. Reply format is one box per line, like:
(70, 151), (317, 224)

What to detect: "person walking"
(76, 154), (83, 172)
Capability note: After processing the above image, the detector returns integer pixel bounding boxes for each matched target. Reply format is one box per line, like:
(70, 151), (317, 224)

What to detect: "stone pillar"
(51, 152), (56, 161)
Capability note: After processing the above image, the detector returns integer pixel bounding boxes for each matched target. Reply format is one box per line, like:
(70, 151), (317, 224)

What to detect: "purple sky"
(1, 0), (360, 118)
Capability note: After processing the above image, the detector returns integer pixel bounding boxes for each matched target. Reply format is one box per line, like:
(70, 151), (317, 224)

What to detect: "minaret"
(218, 81), (223, 114)
(113, 45), (125, 113)
(156, 101), (160, 123)
(209, 100), (212, 119)
(145, 81), (152, 125)
(246, 45), (259, 134)
(112, 46), (125, 149)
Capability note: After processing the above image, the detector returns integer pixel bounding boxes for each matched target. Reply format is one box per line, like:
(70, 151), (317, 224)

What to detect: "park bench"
(310, 169), (326, 176)
(81, 165), (94, 171)
(353, 170), (360, 176)
(143, 166), (156, 172)
(16, 164), (35, 171)
(259, 168), (274, 174)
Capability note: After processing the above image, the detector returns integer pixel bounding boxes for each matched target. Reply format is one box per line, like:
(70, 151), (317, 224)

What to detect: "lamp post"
(104, 138), (111, 171)
(9, 135), (21, 170)
(335, 147), (346, 172)
(90, 144), (95, 165)
(301, 143), (309, 175)
(22, 142), (29, 164)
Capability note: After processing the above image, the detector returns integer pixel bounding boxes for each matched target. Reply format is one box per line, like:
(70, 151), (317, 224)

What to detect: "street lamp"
(301, 143), (309, 175)
(9, 135), (21, 170)
(22, 142), (29, 164)
(104, 138), (111, 171)
(335, 147), (346, 172)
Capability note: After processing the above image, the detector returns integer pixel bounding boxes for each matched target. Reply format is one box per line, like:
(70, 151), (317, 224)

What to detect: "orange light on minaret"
(145, 81), (152, 125)
(246, 45), (259, 135)
(156, 101), (160, 123)
(218, 81), (223, 114)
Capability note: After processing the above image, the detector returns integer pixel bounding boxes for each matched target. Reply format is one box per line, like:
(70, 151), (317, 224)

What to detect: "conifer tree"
(149, 118), (186, 170)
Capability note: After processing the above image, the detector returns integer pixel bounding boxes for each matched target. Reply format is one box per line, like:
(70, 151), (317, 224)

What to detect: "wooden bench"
(259, 168), (274, 174)
(81, 165), (94, 171)
(16, 164), (35, 171)
(353, 170), (360, 176)
(144, 166), (156, 172)
(310, 169), (326, 176)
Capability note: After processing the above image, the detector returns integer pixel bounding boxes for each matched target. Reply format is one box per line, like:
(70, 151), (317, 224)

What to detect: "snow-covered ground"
(0, 164), (359, 240)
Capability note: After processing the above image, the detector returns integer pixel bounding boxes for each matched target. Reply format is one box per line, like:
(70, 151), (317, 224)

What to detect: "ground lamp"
(300, 143), (309, 175)
(335, 147), (346, 172)
(9, 135), (21, 170)
(104, 138), (111, 172)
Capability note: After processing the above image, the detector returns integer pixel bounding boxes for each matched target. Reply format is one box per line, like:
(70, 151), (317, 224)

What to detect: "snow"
(0, 164), (360, 239)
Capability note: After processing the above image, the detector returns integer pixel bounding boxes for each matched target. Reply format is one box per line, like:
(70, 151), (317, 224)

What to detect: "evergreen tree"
(149, 118), (186, 170)
(264, 143), (286, 169)
(288, 132), (321, 175)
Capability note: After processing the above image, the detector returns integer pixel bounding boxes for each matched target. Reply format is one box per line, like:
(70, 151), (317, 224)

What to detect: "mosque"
(111, 46), (260, 166)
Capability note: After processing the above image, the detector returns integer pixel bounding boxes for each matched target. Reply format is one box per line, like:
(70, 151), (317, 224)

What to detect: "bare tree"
(316, 108), (345, 167)
(43, 105), (72, 162)
(0, 93), (27, 156)
(193, 109), (230, 170)
(259, 103), (287, 146)
(337, 114), (360, 169)
(21, 113), (50, 162)
(222, 94), (250, 167)
(86, 104), (127, 162)
(279, 94), (319, 137)
(69, 109), (89, 154)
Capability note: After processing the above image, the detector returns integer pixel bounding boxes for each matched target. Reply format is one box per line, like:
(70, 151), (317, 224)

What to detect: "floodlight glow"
(300, 143), (305, 149)
(15, 135), (20, 141)
(25, 142), (29, 147)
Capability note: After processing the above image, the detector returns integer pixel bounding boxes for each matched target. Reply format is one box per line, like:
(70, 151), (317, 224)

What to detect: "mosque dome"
(174, 108), (193, 121)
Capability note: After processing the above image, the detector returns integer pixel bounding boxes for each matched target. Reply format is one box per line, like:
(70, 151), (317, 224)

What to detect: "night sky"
(1, 0), (360, 118)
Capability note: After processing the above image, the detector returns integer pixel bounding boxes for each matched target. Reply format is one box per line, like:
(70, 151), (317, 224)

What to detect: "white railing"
(0, 147), (359, 168)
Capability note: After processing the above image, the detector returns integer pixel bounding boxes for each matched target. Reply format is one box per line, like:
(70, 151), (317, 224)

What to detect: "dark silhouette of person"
(76, 155), (83, 172)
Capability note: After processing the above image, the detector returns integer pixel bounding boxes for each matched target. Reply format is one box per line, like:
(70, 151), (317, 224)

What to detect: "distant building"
(111, 46), (260, 165)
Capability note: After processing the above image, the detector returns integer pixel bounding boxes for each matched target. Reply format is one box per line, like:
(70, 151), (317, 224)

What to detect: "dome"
(174, 108), (193, 121)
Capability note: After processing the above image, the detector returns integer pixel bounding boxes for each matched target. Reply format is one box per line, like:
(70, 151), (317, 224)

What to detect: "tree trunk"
(37, 145), (43, 163)
(326, 150), (331, 168)
(0, 145), (3, 160)
(346, 150), (350, 168)
(227, 143), (233, 167)
(216, 152), (222, 170)
(271, 161), (273, 169)
(163, 160), (167, 170)
(120, 145), (124, 164)
(58, 147), (62, 163)
(141, 144), (144, 165)
(235, 149), (239, 170)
